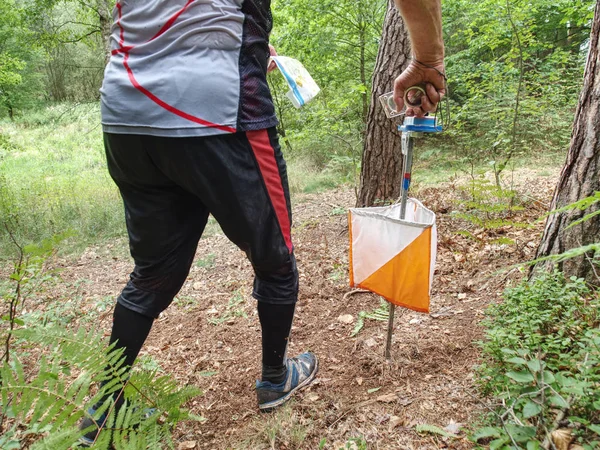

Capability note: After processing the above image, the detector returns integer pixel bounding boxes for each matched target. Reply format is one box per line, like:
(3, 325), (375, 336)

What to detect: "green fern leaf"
(415, 423), (457, 438)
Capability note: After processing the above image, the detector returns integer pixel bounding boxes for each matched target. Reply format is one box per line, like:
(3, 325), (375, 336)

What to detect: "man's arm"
(393, 0), (445, 117)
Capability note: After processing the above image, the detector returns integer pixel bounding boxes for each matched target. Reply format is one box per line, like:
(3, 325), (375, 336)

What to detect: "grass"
(239, 402), (312, 449)
(0, 103), (350, 257)
(0, 102), (568, 258)
(0, 103), (123, 255)
(286, 156), (349, 194)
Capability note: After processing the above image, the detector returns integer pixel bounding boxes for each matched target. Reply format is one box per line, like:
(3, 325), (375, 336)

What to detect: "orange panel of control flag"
(348, 199), (436, 314)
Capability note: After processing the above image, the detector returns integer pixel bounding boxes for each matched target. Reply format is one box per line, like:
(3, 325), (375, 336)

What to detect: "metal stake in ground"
(384, 127), (414, 360)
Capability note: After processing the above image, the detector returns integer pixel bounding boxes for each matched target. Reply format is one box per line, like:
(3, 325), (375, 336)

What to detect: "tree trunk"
(359, 26), (368, 126)
(357, 0), (410, 207)
(533, 0), (600, 283)
(97, 0), (112, 65)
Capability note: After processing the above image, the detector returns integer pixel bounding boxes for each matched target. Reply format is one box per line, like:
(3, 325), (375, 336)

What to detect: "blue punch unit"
(399, 116), (443, 133)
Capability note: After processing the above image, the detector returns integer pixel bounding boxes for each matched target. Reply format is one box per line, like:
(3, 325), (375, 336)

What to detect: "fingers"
(267, 44), (278, 73)
(392, 61), (446, 118)
(401, 84), (441, 117)
(417, 83), (441, 115)
(393, 76), (408, 114)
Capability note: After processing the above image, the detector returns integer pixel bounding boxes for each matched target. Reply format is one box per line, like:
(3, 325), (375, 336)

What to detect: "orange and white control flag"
(348, 199), (436, 313)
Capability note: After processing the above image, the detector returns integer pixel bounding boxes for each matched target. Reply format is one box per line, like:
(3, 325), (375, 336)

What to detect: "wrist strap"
(412, 58), (447, 81)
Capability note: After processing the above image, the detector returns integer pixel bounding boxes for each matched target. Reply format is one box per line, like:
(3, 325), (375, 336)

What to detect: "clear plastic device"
(379, 86), (427, 119)
(379, 91), (404, 118)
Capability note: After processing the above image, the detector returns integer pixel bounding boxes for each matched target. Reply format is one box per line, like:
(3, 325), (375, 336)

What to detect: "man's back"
(101, 0), (277, 137)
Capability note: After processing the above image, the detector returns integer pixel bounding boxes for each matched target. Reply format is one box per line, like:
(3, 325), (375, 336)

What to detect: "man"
(80, 0), (444, 444)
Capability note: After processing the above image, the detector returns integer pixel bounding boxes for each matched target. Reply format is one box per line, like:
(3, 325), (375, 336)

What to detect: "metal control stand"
(384, 116), (442, 360)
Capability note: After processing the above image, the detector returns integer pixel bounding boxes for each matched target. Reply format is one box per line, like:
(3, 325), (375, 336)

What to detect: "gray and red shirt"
(101, 0), (277, 137)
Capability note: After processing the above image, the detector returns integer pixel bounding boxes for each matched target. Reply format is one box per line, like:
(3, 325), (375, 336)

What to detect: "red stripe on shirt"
(150, 0), (196, 41)
(247, 130), (293, 254)
(113, 2), (236, 133)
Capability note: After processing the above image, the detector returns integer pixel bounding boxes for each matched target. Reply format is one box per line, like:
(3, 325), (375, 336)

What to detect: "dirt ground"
(19, 168), (559, 449)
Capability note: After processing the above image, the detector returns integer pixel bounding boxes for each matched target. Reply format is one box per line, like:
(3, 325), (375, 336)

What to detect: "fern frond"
(126, 370), (201, 417)
(13, 326), (128, 383)
(0, 356), (90, 432)
(3, 325), (203, 448)
(29, 427), (82, 450)
(415, 423), (457, 438)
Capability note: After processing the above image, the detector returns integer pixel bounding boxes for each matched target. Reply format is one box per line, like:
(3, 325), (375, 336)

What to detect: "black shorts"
(104, 128), (298, 318)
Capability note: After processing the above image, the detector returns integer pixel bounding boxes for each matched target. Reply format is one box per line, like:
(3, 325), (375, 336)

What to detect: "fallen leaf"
(445, 419), (462, 435)
(377, 393), (398, 403)
(356, 377), (363, 386)
(551, 429), (572, 450)
(457, 293), (467, 300)
(364, 338), (377, 347)
(308, 394), (320, 402)
(398, 397), (413, 406)
(178, 442), (197, 450)
(389, 415), (404, 431)
(367, 387), (381, 394)
(338, 314), (354, 324)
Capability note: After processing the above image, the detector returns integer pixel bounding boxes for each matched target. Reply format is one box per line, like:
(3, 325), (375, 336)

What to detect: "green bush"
(475, 271), (600, 449)
(0, 236), (202, 449)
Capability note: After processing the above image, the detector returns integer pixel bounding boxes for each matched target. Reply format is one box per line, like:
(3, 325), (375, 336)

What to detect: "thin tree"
(357, 0), (410, 207)
(534, 0), (600, 283)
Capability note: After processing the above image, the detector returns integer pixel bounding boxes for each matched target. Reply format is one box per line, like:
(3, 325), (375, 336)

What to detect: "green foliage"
(351, 299), (389, 337)
(0, 103), (124, 256)
(415, 423), (458, 438)
(0, 235), (201, 448)
(442, 0), (592, 176)
(207, 290), (248, 325)
(270, 0), (385, 174)
(0, 0), (46, 116)
(523, 192), (600, 271)
(452, 173), (526, 242)
(474, 271), (600, 447)
(195, 253), (216, 269)
(1, 326), (202, 449)
(339, 436), (368, 450)
(0, 232), (64, 362)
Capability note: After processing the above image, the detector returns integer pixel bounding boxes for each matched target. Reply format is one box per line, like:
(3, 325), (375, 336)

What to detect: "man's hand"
(267, 44), (278, 73)
(392, 0), (445, 117)
(393, 60), (446, 117)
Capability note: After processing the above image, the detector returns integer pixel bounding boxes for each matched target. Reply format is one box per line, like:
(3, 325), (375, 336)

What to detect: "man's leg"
(104, 132), (209, 359)
(79, 133), (209, 445)
(147, 128), (317, 409)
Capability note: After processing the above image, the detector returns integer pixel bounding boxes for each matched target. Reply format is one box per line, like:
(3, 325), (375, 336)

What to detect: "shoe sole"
(258, 356), (319, 412)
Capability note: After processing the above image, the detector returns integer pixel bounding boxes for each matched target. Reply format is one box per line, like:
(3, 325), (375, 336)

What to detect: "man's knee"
(119, 268), (190, 318)
(252, 254), (298, 305)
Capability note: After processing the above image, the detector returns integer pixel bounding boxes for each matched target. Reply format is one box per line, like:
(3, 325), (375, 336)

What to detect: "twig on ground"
(342, 289), (371, 301)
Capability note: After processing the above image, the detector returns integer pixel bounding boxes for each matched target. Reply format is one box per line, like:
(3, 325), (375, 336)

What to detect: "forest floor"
(19, 166), (559, 449)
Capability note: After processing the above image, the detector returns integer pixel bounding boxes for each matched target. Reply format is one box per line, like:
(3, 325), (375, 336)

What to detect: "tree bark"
(95, 0), (112, 65)
(357, 0), (410, 207)
(533, 0), (600, 283)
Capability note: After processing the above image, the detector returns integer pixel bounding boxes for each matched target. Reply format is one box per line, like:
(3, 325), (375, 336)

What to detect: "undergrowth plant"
(208, 290), (248, 325)
(0, 234), (202, 448)
(0, 326), (203, 449)
(453, 172), (527, 245)
(352, 299), (389, 337)
(0, 227), (62, 363)
(474, 271), (600, 449)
